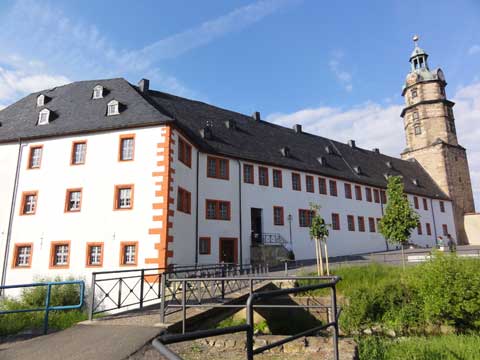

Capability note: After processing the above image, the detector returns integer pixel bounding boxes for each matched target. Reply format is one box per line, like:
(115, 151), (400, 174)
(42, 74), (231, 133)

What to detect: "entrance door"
(251, 208), (263, 245)
(219, 238), (238, 264)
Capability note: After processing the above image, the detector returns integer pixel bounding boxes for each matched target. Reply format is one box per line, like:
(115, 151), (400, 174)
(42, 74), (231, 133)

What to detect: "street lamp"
(287, 214), (293, 252)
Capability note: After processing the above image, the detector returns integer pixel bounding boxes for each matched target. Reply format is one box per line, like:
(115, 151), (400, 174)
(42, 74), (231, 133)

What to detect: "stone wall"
(250, 244), (291, 267)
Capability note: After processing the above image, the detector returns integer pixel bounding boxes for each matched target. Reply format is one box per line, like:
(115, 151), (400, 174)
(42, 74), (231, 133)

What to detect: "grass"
(358, 334), (480, 360)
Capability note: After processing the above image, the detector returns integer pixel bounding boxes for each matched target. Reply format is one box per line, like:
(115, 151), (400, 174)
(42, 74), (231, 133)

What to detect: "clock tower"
(401, 36), (475, 244)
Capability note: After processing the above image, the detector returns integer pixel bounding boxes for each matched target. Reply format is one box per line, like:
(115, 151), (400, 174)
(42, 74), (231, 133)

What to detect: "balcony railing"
(251, 232), (287, 246)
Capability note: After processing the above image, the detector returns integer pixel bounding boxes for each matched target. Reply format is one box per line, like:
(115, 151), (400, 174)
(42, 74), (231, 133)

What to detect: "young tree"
(309, 203), (330, 276)
(378, 176), (420, 270)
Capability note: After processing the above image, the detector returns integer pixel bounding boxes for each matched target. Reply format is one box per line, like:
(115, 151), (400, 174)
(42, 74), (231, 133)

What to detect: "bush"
(21, 276), (83, 308)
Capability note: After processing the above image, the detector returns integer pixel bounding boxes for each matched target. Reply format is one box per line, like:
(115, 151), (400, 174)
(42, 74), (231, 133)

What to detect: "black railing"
(251, 232), (287, 246)
(152, 275), (341, 360)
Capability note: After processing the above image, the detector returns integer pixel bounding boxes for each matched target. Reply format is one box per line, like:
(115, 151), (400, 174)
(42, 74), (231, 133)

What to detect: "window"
(65, 188), (82, 212)
(259, 167), (269, 186)
(344, 183), (352, 199)
(178, 138), (192, 167)
(92, 85), (103, 99)
(119, 135), (135, 161)
(423, 198), (428, 211)
(368, 217), (376, 233)
(21, 191), (38, 215)
(413, 196), (419, 209)
(373, 189), (380, 203)
(38, 109), (50, 125)
(376, 218), (381, 231)
(50, 242), (70, 268)
(13, 244), (33, 268)
(207, 156), (229, 180)
(177, 187), (191, 214)
(107, 100), (119, 116)
(426, 223), (432, 236)
(243, 164), (254, 184)
(305, 175), (314, 193)
(414, 125), (422, 135)
(273, 169), (282, 188)
(347, 215), (355, 231)
(355, 185), (362, 201)
(86, 243), (103, 267)
(365, 187), (372, 202)
(329, 180), (337, 197)
(120, 242), (138, 266)
(291, 173), (301, 191)
(299, 209), (314, 227)
(28, 146), (43, 169)
(440, 201), (445, 213)
(331, 213), (340, 230)
(70, 141), (87, 165)
(199, 237), (211, 255)
(380, 190), (387, 204)
(411, 89), (418, 98)
(442, 224), (448, 236)
(273, 206), (284, 225)
(205, 200), (230, 220)
(417, 222), (423, 235)
(318, 178), (327, 195)
(114, 185), (134, 210)
(412, 112), (419, 121)
(358, 216), (365, 232)
(37, 94), (45, 107)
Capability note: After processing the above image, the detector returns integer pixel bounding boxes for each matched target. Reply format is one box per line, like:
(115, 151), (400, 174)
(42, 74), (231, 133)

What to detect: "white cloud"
(468, 45), (480, 55)
(329, 50), (353, 92)
(267, 83), (480, 208)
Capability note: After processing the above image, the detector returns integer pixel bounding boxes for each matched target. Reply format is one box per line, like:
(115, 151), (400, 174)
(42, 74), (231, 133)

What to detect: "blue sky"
(0, 0), (479, 206)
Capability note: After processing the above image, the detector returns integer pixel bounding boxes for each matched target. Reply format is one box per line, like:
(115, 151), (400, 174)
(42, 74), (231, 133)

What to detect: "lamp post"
(287, 214), (293, 252)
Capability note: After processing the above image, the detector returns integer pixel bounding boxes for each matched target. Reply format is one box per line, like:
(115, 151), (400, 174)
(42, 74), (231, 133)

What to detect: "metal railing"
(89, 263), (262, 319)
(152, 275), (341, 360)
(0, 280), (85, 334)
(251, 232), (287, 246)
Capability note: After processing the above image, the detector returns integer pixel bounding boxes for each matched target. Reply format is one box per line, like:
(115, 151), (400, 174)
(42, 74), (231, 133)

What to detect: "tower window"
(411, 89), (418, 98)
(107, 100), (119, 116)
(412, 112), (419, 121)
(414, 125), (422, 135)
(93, 85), (103, 99)
(37, 95), (45, 107)
(38, 109), (50, 125)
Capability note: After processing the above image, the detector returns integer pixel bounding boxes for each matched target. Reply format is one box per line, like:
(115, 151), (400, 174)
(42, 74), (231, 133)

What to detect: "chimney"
(372, 148), (380, 154)
(293, 124), (302, 133)
(252, 111), (261, 121)
(138, 78), (150, 93)
(348, 139), (356, 148)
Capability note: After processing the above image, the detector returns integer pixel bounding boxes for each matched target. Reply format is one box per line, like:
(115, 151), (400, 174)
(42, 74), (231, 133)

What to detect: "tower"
(401, 35), (475, 244)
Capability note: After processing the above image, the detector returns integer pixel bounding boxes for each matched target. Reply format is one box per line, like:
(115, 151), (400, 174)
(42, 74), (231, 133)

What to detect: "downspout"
(430, 198), (438, 246)
(237, 160), (243, 267)
(194, 150), (200, 265)
(1, 140), (24, 294)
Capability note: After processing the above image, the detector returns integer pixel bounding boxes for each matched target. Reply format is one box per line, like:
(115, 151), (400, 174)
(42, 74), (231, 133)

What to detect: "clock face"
(406, 72), (418, 86)
(437, 69), (445, 81)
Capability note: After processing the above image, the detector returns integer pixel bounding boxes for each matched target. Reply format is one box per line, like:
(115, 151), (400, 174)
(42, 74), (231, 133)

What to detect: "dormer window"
(37, 95), (45, 107)
(93, 85), (103, 99)
(38, 109), (50, 125)
(107, 100), (119, 116)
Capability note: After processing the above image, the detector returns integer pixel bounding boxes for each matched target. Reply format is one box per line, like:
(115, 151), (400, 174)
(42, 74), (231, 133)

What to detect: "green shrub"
(21, 276), (83, 308)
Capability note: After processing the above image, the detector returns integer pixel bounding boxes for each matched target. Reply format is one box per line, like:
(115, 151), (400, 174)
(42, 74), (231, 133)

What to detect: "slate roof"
(0, 77), (448, 200)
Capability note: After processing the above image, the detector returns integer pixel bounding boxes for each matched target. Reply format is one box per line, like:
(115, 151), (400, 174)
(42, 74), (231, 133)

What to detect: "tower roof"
(410, 45), (428, 60)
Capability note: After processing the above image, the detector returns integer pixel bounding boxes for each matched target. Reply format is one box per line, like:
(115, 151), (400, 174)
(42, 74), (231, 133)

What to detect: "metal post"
(331, 285), (339, 360)
(249, 278), (253, 297)
(160, 274), (166, 323)
(117, 279), (123, 309)
(182, 279), (186, 334)
(284, 261), (288, 276)
(140, 269), (145, 309)
(88, 273), (96, 321)
(221, 265), (225, 300)
(43, 283), (52, 335)
(246, 295), (255, 360)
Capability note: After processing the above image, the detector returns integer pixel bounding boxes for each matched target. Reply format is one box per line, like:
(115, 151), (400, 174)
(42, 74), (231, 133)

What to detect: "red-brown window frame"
(206, 156), (230, 180)
(27, 145), (43, 170)
(442, 224), (448, 236)
(243, 164), (254, 184)
(49, 241), (71, 269)
(380, 190), (387, 204)
(272, 169), (283, 188)
(64, 188), (83, 213)
(423, 198), (428, 211)
(205, 200), (231, 220)
(358, 216), (365, 232)
(199, 237), (211, 255)
(368, 217), (376, 232)
(258, 166), (269, 186)
(365, 187), (372, 202)
(178, 137), (192, 168)
(426, 223), (432, 236)
(20, 191), (38, 216)
(273, 206), (284, 226)
(344, 183), (352, 199)
(329, 180), (338, 197)
(331, 213), (340, 230)
(413, 196), (419, 209)
(86, 242), (104, 268)
(439, 201), (445, 213)
(120, 241), (138, 266)
(118, 134), (135, 162)
(373, 189), (380, 203)
(298, 209), (314, 227)
(305, 175), (314, 193)
(12, 243), (33, 269)
(355, 185), (363, 201)
(318, 177), (327, 195)
(70, 140), (87, 165)
(417, 222), (423, 235)
(347, 215), (355, 231)
(291, 173), (301, 191)
(114, 184), (135, 210)
(177, 187), (192, 214)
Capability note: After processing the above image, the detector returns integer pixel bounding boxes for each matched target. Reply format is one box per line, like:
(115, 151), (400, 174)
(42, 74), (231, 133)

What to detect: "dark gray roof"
(0, 77), (448, 199)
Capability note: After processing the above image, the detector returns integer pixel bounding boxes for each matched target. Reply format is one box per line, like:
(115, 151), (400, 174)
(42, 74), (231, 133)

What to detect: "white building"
(0, 69), (458, 286)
